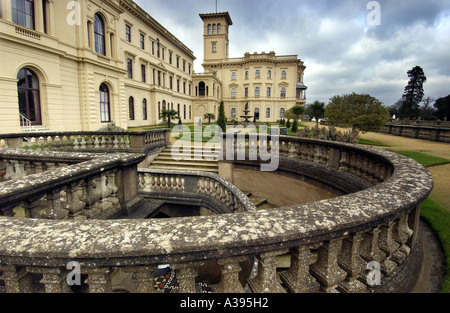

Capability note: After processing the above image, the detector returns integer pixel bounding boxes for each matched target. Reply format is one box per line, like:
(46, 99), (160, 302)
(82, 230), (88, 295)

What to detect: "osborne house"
(0, 0), (307, 134)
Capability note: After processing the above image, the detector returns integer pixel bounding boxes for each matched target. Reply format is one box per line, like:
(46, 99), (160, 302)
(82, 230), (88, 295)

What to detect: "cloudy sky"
(134, 0), (450, 107)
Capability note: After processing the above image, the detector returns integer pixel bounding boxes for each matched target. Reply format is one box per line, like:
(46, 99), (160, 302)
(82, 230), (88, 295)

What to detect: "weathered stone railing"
(138, 169), (258, 215)
(382, 124), (450, 143)
(0, 135), (433, 293)
(0, 150), (145, 219)
(0, 129), (170, 153)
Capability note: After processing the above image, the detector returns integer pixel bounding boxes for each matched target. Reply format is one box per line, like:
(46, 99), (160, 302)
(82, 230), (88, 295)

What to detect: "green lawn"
(421, 198), (450, 293)
(395, 150), (450, 167)
(358, 138), (390, 147)
(393, 149), (450, 293)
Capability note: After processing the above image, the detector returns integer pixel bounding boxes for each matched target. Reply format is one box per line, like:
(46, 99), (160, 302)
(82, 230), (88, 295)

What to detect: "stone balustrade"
(0, 129), (170, 153)
(383, 124), (450, 143)
(0, 134), (433, 293)
(138, 169), (257, 215)
(0, 150), (145, 219)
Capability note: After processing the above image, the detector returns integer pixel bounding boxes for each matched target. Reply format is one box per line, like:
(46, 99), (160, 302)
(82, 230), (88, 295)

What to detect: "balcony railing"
(0, 133), (433, 293)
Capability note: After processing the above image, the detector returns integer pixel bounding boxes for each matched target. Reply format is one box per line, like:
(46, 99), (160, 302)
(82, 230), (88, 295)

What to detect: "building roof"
(199, 12), (233, 25)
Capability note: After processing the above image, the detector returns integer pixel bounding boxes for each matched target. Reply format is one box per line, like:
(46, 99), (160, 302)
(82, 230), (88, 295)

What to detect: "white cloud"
(134, 0), (450, 106)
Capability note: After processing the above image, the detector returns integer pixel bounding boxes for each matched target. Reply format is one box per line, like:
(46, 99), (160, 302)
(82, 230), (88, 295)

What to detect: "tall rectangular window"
(126, 25), (131, 42)
(141, 64), (146, 83)
(127, 58), (133, 79)
(140, 33), (145, 49)
(12, 0), (35, 30)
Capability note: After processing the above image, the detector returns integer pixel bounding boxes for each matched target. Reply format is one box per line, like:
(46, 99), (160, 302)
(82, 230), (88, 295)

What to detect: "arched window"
(199, 81), (206, 97)
(266, 108), (271, 119)
(281, 70), (287, 79)
(99, 83), (111, 123)
(254, 108), (260, 120)
(280, 108), (286, 118)
(17, 68), (41, 125)
(129, 97), (135, 120)
(217, 24), (221, 34)
(207, 24), (212, 35)
(255, 86), (260, 97)
(12, 0), (35, 30)
(94, 14), (106, 56)
(143, 99), (148, 120)
(280, 87), (286, 98)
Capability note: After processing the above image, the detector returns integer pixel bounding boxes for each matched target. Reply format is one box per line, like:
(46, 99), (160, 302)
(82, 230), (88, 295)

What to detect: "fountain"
(240, 102), (253, 125)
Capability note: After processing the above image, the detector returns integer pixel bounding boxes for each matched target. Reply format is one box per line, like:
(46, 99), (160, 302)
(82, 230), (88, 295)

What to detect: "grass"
(421, 198), (450, 293)
(395, 150), (450, 167)
(390, 147), (450, 293)
(358, 138), (390, 147)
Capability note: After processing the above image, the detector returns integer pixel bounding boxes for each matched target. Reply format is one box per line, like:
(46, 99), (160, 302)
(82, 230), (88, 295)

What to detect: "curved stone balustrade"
(0, 135), (433, 293)
(138, 169), (258, 215)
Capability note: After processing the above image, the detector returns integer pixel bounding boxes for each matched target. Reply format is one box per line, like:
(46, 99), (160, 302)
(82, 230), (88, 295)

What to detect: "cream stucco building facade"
(0, 0), (306, 134)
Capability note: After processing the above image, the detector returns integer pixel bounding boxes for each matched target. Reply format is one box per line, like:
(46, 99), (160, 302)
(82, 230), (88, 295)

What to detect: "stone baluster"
(126, 266), (157, 293)
(215, 257), (247, 293)
(65, 182), (86, 219)
(0, 265), (34, 293)
(141, 173), (151, 192)
(176, 176), (184, 191)
(73, 135), (80, 150)
(80, 178), (102, 218)
(112, 135), (119, 149)
(85, 268), (113, 293)
(42, 188), (68, 220)
(392, 213), (413, 264)
(378, 221), (400, 276)
(4, 160), (15, 180)
(172, 261), (204, 293)
(80, 136), (87, 149)
(359, 228), (386, 287)
(280, 245), (320, 293)
(23, 196), (43, 218)
(337, 233), (367, 293)
(93, 136), (100, 149)
(310, 239), (347, 292)
(30, 267), (72, 293)
(248, 249), (288, 293)
(0, 202), (19, 217)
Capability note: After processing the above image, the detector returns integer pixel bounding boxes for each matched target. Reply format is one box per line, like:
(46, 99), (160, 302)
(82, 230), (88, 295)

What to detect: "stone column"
(280, 246), (320, 293)
(337, 233), (367, 293)
(215, 257), (247, 293)
(248, 250), (287, 293)
(31, 267), (72, 293)
(126, 266), (157, 293)
(172, 261), (204, 293)
(86, 268), (113, 293)
(310, 239), (347, 292)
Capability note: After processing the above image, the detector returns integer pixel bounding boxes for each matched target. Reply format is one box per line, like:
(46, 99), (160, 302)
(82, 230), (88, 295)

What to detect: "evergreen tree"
(217, 101), (227, 133)
(291, 119), (298, 133)
(400, 66), (427, 119)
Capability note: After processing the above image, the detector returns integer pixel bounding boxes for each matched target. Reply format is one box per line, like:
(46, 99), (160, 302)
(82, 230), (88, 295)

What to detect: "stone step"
(157, 152), (220, 160)
(149, 164), (219, 173)
(249, 195), (268, 208)
(151, 160), (219, 168)
(125, 200), (165, 219)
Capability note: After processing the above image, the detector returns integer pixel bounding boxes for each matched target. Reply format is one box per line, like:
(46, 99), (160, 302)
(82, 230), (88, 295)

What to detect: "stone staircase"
(149, 146), (220, 173)
(241, 191), (278, 211)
